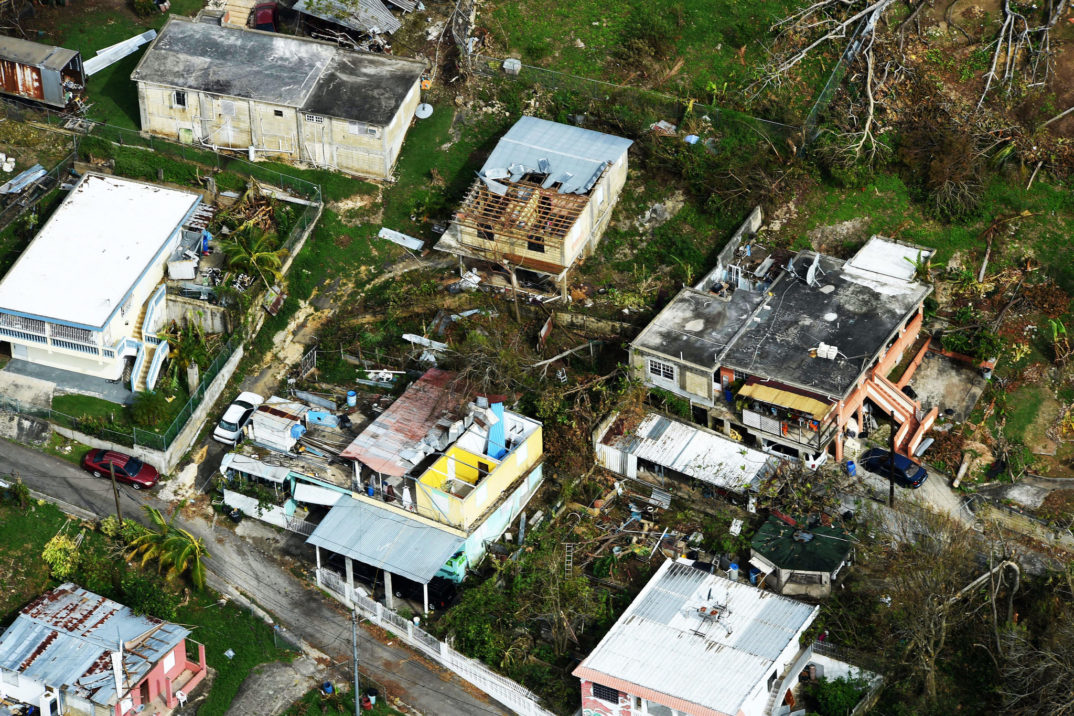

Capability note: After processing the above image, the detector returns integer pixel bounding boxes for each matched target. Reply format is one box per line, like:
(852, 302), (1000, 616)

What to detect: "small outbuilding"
(750, 516), (852, 599)
(131, 17), (425, 179)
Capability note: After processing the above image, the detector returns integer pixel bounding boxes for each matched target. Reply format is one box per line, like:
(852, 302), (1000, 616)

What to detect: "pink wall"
(114, 639), (207, 715)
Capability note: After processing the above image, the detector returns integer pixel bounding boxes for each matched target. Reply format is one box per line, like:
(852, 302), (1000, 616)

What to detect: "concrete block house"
(0, 173), (202, 396)
(436, 116), (632, 296)
(0, 583), (207, 716)
(630, 208), (936, 464)
(132, 17), (424, 179)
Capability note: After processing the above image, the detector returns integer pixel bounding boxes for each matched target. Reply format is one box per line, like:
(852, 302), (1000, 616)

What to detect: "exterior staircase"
(131, 302), (148, 342)
(133, 343), (155, 393)
(863, 374), (924, 457)
(224, 0), (257, 27)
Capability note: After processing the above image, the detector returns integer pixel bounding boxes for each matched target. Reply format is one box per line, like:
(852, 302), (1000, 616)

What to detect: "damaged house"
(308, 368), (544, 612)
(630, 208), (936, 464)
(436, 116), (632, 296)
(131, 17), (424, 179)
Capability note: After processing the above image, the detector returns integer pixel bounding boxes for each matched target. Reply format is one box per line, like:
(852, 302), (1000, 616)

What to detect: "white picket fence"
(316, 568), (554, 716)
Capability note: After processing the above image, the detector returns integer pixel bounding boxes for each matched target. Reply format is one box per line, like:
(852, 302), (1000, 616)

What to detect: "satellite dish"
(805, 254), (821, 287)
(415, 103), (434, 119)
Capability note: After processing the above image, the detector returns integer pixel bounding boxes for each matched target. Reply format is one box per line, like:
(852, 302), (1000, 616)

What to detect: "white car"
(212, 392), (265, 445)
(760, 439), (829, 471)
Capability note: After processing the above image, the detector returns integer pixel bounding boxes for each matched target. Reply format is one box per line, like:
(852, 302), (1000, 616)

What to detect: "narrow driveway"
(1, 440), (507, 716)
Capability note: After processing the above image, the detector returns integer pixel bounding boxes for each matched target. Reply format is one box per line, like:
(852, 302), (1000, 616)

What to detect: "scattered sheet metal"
(294, 390), (337, 410)
(0, 164), (45, 194)
(83, 30), (156, 76)
(403, 333), (449, 352)
(378, 227), (424, 251)
(293, 0), (402, 35)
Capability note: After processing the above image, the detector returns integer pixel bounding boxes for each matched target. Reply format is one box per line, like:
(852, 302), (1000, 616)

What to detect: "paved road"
(855, 462), (970, 523)
(1, 440), (507, 716)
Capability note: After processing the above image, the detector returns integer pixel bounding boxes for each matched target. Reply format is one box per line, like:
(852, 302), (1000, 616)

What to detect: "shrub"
(42, 533), (81, 579)
(805, 675), (869, 716)
(131, 0), (158, 18)
(121, 571), (180, 621)
(132, 390), (170, 428)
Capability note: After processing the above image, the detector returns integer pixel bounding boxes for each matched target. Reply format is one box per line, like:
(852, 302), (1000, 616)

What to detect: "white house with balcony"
(0, 173), (202, 396)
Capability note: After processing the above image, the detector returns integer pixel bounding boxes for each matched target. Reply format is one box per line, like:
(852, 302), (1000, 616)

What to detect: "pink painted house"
(0, 583), (207, 716)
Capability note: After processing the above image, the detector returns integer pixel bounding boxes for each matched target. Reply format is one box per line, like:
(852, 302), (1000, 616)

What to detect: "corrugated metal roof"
(574, 560), (817, 715)
(341, 369), (465, 476)
(605, 413), (778, 492)
(221, 452), (291, 483)
(0, 584), (189, 706)
(737, 382), (832, 420)
(293, 0), (403, 35)
(0, 36), (79, 70)
(481, 116), (632, 195)
(306, 496), (463, 583)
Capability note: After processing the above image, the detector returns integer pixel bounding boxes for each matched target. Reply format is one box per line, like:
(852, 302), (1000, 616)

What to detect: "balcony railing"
(742, 408), (837, 449)
(51, 338), (100, 355)
(143, 284), (167, 346)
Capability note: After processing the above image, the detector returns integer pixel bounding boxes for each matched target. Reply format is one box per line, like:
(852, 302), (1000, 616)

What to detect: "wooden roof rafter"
(454, 175), (592, 247)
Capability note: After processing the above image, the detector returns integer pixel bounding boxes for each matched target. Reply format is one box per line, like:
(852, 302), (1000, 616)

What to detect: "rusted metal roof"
(341, 368), (467, 476)
(0, 583), (189, 706)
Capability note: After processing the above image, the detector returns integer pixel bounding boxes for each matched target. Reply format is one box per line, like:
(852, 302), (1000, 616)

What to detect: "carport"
(307, 495), (463, 613)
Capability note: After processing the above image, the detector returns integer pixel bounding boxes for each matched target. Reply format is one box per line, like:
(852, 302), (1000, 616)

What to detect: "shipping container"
(0, 36), (84, 109)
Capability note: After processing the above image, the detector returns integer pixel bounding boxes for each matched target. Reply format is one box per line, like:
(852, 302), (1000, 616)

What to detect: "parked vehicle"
(861, 448), (928, 488)
(253, 2), (278, 31)
(81, 450), (159, 490)
(393, 575), (459, 611)
(759, 439), (828, 470)
(213, 391), (265, 445)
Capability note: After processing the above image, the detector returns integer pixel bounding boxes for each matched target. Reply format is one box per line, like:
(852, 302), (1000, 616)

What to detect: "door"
(139, 679), (150, 705)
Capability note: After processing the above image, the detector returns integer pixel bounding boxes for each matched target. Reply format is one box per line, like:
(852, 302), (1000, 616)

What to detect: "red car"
(81, 450), (159, 490)
(253, 2), (277, 31)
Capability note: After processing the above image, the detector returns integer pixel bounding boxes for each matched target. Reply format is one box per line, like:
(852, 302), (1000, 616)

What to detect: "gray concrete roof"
(721, 251), (931, 398)
(132, 17), (423, 124)
(632, 287), (764, 368)
(303, 50), (423, 125)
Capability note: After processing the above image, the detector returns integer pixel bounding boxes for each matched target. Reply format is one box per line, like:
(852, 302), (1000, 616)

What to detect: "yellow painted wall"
(416, 424), (544, 531)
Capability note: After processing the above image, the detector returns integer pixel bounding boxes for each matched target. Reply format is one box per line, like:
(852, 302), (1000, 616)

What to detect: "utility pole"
(888, 410), (897, 508)
(109, 462), (124, 522)
(352, 606), (360, 715)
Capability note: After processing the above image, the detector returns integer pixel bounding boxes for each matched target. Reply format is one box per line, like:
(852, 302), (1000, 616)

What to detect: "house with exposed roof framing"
(0, 583), (207, 716)
(750, 515), (852, 599)
(436, 116), (633, 296)
(0, 173), (202, 397)
(574, 559), (875, 716)
(630, 207), (936, 464)
(131, 17), (424, 179)
(307, 368), (544, 612)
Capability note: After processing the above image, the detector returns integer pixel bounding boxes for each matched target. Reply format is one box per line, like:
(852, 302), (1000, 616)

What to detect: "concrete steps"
(864, 373), (923, 456)
(131, 302), (148, 342)
(133, 343), (155, 393)
(225, 0), (257, 26)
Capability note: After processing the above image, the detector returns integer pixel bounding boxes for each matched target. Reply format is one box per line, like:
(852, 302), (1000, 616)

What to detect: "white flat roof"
(845, 235), (933, 283)
(0, 173), (200, 329)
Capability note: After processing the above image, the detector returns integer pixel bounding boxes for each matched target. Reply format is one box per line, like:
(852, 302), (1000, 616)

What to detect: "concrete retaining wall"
(165, 295), (231, 334)
(53, 346), (244, 474)
(0, 412), (51, 445)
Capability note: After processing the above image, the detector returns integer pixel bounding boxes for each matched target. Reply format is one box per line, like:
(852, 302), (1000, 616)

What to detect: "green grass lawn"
(0, 500), (70, 624)
(38, 0), (203, 128)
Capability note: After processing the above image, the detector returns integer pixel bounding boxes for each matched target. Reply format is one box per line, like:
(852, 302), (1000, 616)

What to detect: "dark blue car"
(861, 448), (928, 488)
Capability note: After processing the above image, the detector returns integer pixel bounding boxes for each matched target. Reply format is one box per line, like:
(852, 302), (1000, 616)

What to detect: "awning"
(737, 383), (832, 420)
(220, 453), (290, 483)
(294, 482), (344, 507)
(306, 496), (463, 584)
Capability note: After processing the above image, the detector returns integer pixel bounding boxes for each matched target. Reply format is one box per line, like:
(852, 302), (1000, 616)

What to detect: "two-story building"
(436, 116), (632, 297)
(574, 559), (872, 716)
(0, 173), (202, 397)
(0, 583), (208, 716)
(131, 17), (425, 179)
(308, 368), (544, 611)
(630, 208), (935, 464)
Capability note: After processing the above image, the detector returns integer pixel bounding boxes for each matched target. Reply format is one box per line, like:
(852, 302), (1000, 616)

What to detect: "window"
(789, 572), (824, 585)
(348, 121), (378, 137)
(220, 100), (236, 117)
(527, 235), (545, 253)
(274, 109), (284, 117)
(648, 358), (675, 382)
(591, 683), (619, 703)
(172, 91), (186, 109)
(305, 113), (324, 124)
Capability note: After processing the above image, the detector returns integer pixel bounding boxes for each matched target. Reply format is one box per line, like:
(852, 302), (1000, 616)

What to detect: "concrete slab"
(4, 359), (133, 405)
(0, 368), (55, 410)
(909, 352), (986, 423)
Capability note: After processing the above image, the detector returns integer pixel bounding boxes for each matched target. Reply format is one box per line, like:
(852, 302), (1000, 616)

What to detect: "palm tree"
(218, 227), (288, 289)
(126, 506), (210, 590)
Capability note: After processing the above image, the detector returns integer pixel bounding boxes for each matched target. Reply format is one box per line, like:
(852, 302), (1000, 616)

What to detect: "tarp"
(220, 452), (290, 483)
(294, 482), (345, 506)
(737, 383), (832, 420)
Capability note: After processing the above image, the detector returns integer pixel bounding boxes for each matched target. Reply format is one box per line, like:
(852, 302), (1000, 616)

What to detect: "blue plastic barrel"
(749, 567), (761, 585)
(367, 484), (375, 497)
(347, 390), (357, 407)
(846, 460), (856, 477)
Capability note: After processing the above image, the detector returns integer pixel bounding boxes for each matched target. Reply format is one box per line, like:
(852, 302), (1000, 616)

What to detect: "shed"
(0, 36), (84, 109)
